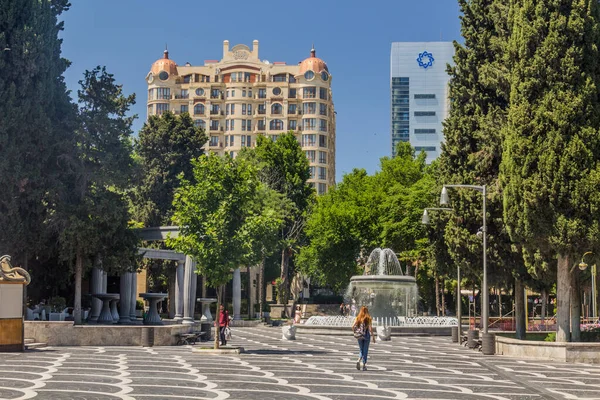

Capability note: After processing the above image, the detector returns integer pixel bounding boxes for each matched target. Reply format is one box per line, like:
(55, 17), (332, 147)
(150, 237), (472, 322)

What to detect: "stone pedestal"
(481, 332), (496, 355)
(0, 282), (25, 352)
(119, 272), (132, 324)
(376, 325), (391, 341)
(90, 267), (104, 322)
(282, 325), (296, 340)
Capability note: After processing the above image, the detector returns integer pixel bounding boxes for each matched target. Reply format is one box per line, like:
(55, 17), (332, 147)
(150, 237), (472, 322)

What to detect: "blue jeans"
(357, 331), (371, 364)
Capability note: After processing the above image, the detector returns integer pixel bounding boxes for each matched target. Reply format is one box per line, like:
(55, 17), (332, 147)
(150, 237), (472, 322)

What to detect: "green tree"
(501, 0), (600, 342)
(437, 0), (533, 335)
(168, 154), (264, 348)
(0, 0), (77, 271)
(253, 132), (314, 308)
(133, 111), (207, 227)
(58, 67), (138, 324)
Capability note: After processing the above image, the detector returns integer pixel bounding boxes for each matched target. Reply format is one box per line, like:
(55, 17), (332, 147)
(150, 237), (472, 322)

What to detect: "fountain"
(301, 248), (457, 335)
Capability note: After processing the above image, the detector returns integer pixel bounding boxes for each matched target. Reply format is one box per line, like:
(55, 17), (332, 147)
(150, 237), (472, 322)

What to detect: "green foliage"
(501, 0), (600, 260)
(545, 332), (557, 342)
(0, 0), (77, 262)
(167, 154), (260, 288)
(298, 142), (437, 291)
(133, 111), (207, 227)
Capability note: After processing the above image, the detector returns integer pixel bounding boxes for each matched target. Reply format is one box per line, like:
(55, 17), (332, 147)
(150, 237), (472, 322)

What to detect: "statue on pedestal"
(0, 255), (31, 285)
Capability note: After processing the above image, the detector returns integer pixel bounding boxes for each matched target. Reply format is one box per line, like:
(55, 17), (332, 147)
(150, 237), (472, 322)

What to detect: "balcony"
(209, 141), (221, 148)
(210, 94), (224, 100)
(257, 109), (266, 115)
(174, 94), (189, 99)
(210, 110), (224, 116)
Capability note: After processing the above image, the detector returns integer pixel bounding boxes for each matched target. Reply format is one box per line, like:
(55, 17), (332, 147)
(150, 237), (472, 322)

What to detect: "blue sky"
(60, 0), (461, 181)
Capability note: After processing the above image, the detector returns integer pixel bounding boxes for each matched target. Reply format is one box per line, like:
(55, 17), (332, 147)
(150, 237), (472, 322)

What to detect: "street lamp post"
(421, 207), (461, 339)
(440, 185), (489, 338)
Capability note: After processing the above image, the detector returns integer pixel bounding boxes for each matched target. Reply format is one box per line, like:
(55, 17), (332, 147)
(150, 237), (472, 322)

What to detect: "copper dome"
(299, 47), (328, 74)
(151, 49), (178, 76)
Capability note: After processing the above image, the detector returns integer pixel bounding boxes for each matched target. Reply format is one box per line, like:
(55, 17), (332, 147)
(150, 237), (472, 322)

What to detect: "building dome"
(299, 47), (328, 74)
(151, 49), (178, 77)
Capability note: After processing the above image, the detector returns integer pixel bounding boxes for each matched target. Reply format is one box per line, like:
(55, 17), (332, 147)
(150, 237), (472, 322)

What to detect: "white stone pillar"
(130, 272), (137, 321)
(182, 255), (196, 325)
(90, 267), (103, 322)
(174, 260), (184, 322)
(102, 271), (108, 293)
(233, 268), (241, 320)
(119, 272), (132, 324)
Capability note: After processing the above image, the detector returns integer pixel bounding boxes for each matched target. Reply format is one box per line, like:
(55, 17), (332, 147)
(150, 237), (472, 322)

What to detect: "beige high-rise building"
(146, 40), (336, 193)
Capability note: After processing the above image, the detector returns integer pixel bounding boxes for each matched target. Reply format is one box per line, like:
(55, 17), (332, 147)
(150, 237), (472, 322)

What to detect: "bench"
(176, 331), (206, 345)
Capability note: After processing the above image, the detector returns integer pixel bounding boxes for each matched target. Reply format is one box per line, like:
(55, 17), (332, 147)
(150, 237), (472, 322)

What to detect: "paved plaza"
(0, 326), (599, 399)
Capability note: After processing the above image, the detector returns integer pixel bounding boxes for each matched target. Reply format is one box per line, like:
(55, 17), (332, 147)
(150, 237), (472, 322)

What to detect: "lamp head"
(421, 209), (430, 225)
(440, 186), (449, 205)
(579, 262), (588, 271)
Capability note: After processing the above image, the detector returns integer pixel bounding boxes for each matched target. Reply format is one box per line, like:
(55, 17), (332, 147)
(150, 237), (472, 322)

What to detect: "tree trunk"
(434, 272), (440, 316)
(571, 268), (581, 342)
(74, 249), (84, 325)
(22, 253), (28, 316)
(541, 288), (547, 329)
(556, 254), (572, 342)
(259, 257), (265, 319)
(441, 277), (446, 316)
(279, 247), (290, 315)
(515, 278), (526, 340)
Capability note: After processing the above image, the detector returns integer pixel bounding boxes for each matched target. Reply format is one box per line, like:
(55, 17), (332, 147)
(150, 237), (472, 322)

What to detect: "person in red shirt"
(218, 304), (230, 346)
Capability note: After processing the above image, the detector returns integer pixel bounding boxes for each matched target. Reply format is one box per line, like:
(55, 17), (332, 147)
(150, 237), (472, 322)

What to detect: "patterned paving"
(0, 326), (599, 399)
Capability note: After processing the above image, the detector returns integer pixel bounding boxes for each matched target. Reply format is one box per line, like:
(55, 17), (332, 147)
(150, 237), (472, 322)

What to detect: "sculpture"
(0, 255), (31, 285)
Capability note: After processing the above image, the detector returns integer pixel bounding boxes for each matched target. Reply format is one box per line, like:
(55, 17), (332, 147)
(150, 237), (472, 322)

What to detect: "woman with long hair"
(352, 306), (374, 370)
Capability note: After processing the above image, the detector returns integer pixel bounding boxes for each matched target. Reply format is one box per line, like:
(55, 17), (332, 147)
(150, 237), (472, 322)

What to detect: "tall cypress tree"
(0, 0), (76, 265)
(501, 0), (600, 342)
(438, 0), (528, 333)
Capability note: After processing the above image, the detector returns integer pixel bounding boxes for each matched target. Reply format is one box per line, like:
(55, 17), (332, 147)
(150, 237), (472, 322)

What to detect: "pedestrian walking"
(339, 302), (345, 316)
(294, 305), (302, 324)
(218, 304), (230, 346)
(352, 306), (374, 370)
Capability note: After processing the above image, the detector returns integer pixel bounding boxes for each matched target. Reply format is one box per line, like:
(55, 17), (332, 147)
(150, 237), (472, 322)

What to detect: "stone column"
(130, 272), (137, 321)
(233, 268), (241, 320)
(182, 255), (197, 325)
(119, 272), (132, 324)
(174, 260), (184, 322)
(90, 267), (103, 322)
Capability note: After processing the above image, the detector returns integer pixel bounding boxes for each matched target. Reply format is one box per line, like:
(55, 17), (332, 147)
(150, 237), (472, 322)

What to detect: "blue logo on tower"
(416, 51), (434, 69)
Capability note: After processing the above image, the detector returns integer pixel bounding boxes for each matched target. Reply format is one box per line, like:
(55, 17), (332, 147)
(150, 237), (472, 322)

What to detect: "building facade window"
(288, 104), (297, 114)
(242, 104), (247, 115)
(289, 88), (296, 98)
(211, 89), (220, 99)
(414, 146), (436, 152)
(319, 119), (327, 132)
(318, 183), (327, 194)
(180, 105), (188, 113)
(289, 120), (297, 130)
(414, 94), (436, 99)
(303, 102), (316, 115)
(210, 120), (219, 131)
(391, 76), (410, 150)
(303, 87), (316, 99)
(309, 166), (316, 178)
(318, 167), (326, 180)
(305, 150), (316, 162)
(319, 134), (327, 148)
(302, 118), (316, 131)
(271, 103), (282, 114)
(318, 151), (327, 164)
(273, 74), (286, 82)
(414, 111), (436, 116)
(258, 89), (267, 98)
(273, 87), (282, 96)
(156, 103), (169, 115)
(257, 120), (265, 130)
(319, 103), (327, 116)
(194, 119), (206, 129)
(194, 104), (205, 115)
(302, 134), (316, 146)
(319, 87), (328, 100)
(414, 128), (436, 134)
(210, 136), (219, 146)
(270, 119), (284, 130)
(157, 88), (170, 100)
(242, 120), (247, 131)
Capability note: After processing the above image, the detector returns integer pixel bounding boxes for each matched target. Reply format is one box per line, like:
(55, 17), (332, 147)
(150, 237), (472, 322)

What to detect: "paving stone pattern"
(0, 326), (599, 399)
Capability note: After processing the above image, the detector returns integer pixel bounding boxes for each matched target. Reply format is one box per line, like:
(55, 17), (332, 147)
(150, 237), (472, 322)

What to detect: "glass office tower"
(391, 42), (454, 162)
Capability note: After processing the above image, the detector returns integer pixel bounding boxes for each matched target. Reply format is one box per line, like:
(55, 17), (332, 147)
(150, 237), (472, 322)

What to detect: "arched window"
(194, 104), (205, 115)
(270, 119), (284, 130)
(194, 119), (206, 129)
(271, 103), (282, 115)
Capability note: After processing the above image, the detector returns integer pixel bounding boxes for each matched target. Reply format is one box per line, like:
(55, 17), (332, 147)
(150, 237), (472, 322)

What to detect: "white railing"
(304, 315), (458, 327)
